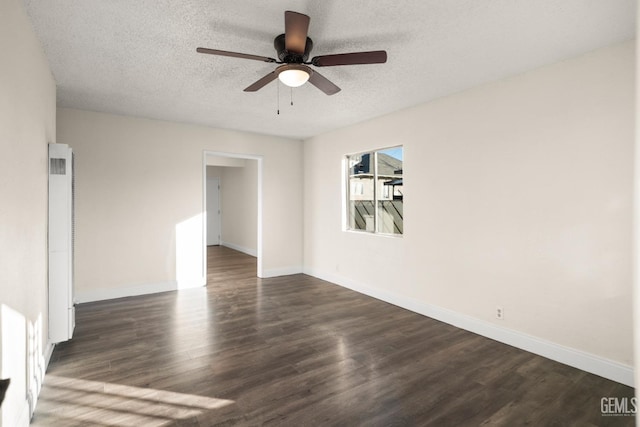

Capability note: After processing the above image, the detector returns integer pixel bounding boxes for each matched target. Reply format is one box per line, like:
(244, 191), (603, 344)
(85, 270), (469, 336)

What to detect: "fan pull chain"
(277, 81), (280, 115)
(290, 87), (293, 106)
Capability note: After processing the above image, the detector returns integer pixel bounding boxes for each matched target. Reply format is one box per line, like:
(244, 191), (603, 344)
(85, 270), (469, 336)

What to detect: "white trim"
(262, 266), (303, 278)
(44, 342), (55, 369)
(303, 267), (634, 387)
(202, 157), (207, 284)
(27, 342), (55, 420)
(633, 5), (640, 395)
(16, 401), (31, 427)
(75, 279), (205, 303)
(257, 158), (263, 278)
(220, 241), (257, 257)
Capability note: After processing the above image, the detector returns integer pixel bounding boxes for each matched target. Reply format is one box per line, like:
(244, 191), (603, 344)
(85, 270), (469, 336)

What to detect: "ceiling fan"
(197, 11), (387, 96)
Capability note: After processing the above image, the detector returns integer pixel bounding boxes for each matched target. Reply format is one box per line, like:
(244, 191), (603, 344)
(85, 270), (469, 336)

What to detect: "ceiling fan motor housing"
(274, 34), (313, 63)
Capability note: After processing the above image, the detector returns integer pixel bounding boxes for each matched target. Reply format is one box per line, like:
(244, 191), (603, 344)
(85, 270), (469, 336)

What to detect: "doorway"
(203, 151), (263, 278)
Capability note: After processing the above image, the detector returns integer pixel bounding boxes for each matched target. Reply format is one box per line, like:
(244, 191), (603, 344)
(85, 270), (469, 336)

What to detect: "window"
(346, 146), (403, 235)
(351, 182), (364, 196)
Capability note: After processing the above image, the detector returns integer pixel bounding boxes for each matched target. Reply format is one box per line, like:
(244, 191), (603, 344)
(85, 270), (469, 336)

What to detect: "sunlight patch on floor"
(32, 375), (235, 426)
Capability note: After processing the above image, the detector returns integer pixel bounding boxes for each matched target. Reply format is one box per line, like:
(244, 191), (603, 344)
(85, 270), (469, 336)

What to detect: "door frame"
(202, 151), (264, 278)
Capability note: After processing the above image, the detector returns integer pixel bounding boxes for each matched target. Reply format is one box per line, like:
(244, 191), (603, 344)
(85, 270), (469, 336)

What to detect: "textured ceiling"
(24, 0), (636, 140)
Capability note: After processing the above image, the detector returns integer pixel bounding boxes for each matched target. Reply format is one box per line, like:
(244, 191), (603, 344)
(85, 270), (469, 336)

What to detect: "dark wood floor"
(32, 246), (634, 426)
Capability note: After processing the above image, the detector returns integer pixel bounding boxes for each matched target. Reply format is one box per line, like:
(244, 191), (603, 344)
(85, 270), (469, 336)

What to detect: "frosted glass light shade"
(278, 69), (310, 87)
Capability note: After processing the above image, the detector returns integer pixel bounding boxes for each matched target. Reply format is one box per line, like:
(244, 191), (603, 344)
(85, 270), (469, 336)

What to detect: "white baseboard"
(303, 267), (634, 387)
(220, 241), (257, 257)
(27, 343), (56, 426)
(27, 342), (54, 420)
(75, 278), (206, 303)
(261, 266), (303, 278)
(16, 401), (31, 427)
(44, 342), (55, 369)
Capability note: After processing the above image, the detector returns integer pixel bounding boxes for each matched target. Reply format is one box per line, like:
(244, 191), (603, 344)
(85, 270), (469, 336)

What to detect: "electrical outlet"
(496, 306), (504, 320)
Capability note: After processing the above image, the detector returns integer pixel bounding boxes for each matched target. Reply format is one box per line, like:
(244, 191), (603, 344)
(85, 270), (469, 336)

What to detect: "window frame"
(345, 145), (403, 237)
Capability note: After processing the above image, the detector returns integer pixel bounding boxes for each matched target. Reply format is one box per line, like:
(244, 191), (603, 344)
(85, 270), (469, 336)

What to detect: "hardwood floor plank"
(32, 246), (635, 426)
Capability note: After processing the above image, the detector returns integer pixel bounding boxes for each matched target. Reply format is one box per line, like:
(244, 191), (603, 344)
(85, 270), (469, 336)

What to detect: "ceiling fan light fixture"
(277, 65), (311, 87)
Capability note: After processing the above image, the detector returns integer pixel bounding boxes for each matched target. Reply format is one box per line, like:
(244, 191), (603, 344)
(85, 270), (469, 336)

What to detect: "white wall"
(304, 41), (635, 385)
(0, 0), (56, 424)
(58, 108), (303, 302)
(219, 160), (258, 256)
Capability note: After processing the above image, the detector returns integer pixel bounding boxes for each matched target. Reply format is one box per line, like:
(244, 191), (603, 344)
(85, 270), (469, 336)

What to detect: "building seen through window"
(347, 147), (403, 235)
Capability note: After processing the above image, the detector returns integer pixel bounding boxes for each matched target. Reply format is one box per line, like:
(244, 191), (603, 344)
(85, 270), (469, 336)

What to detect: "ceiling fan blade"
(308, 70), (341, 96)
(197, 47), (276, 63)
(244, 71), (278, 92)
(311, 50), (387, 67)
(284, 11), (310, 54)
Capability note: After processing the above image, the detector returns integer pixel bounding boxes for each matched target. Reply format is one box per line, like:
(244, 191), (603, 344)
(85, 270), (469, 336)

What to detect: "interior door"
(206, 177), (220, 246)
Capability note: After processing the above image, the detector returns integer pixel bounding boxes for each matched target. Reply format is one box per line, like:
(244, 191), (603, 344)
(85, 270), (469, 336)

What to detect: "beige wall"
(219, 160), (258, 255)
(0, 0), (56, 424)
(206, 166), (223, 178)
(58, 108), (303, 301)
(205, 165), (222, 246)
(207, 157), (246, 168)
(304, 41), (635, 381)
